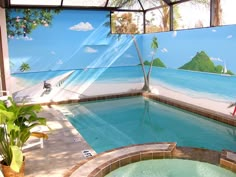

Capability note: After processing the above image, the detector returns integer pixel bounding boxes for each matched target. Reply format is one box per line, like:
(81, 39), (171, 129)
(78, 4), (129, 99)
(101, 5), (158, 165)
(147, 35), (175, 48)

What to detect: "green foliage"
(179, 51), (216, 72)
(144, 61), (150, 65)
(215, 65), (223, 73)
(226, 70), (234, 75)
(0, 97), (48, 172)
(179, 51), (234, 75)
(151, 36), (158, 52)
(144, 58), (166, 68)
(6, 8), (60, 38)
(111, 13), (139, 34)
(19, 62), (30, 72)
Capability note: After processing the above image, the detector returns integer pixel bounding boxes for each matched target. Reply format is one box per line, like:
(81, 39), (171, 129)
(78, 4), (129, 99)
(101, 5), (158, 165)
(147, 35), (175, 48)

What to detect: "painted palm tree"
(109, 12), (150, 91)
(147, 36), (159, 87)
(131, 35), (149, 91)
(19, 62), (30, 72)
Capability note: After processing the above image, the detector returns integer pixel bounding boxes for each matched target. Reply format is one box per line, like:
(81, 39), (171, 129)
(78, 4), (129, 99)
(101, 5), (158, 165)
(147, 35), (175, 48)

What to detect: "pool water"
(65, 96), (236, 153)
(105, 159), (236, 177)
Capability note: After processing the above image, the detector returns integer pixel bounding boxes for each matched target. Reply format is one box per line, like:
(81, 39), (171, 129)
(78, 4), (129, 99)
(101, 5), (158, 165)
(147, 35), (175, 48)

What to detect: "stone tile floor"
(23, 106), (96, 177)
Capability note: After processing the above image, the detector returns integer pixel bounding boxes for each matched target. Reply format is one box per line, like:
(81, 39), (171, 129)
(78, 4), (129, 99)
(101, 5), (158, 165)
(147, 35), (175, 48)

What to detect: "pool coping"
(37, 91), (236, 126)
(220, 150), (236, 172)
(66, 142), (176, 177)
(53, 92), (236, 176)
(143, 93), (236, 126)
(65, 143), (236, 177)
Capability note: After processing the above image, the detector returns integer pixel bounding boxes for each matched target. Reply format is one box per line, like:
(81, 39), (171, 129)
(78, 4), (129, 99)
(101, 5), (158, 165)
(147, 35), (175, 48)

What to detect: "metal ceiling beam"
(105, 0), (109, 7)
(210, 0), (214, 26)
(5, 4), (123, 11)
(60, 0), (64, 7)
(171, 0), (192, 5)
(169, 4), (173, 31)
(162, 0), (172, 6)
(0, 0), (10, 8)
(137, 0), (144, 11)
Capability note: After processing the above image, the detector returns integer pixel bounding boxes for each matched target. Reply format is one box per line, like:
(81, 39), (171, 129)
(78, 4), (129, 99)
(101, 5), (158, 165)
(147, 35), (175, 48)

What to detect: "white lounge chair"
(22, 126), (45, 150)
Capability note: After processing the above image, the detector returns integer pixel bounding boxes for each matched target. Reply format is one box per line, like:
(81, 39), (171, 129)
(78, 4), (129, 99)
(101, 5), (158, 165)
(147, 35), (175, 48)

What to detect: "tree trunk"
(147, 57), (154, 88)
(213, 0), (222, 26)
(131, 35), (150, 91)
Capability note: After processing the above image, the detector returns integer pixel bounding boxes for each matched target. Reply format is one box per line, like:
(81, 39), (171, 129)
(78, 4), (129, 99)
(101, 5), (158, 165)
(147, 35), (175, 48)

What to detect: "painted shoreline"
(10, 76), (235, 116)
(151, 84), (234, 116)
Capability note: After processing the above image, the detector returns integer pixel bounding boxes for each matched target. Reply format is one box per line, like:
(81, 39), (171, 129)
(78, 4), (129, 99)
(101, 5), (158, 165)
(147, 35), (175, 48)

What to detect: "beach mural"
(6, 9), (236, 115)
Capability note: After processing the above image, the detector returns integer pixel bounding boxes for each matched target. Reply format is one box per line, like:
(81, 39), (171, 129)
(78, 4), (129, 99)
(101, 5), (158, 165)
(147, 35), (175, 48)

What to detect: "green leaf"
(0, 110), (15, 123)
(10, 146), (23, 172)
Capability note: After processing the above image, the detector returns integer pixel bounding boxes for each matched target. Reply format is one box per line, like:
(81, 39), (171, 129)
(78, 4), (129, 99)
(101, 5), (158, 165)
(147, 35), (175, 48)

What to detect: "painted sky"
(8, 9), (236, 73)
(144, 25), (236, 72)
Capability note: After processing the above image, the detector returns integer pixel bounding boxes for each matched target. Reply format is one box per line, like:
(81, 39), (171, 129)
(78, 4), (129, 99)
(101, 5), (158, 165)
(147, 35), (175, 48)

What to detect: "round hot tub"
(105, 159), (236, 177)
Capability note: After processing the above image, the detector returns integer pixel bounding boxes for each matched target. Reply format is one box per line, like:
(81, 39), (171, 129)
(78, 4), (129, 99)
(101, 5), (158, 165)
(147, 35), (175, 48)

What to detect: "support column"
(0, 7), (11, 95)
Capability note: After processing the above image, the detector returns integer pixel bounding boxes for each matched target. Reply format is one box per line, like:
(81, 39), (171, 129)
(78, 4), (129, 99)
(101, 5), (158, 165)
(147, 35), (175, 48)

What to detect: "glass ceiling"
(7, 0), (184, 10)
(3, 0), (236, 34)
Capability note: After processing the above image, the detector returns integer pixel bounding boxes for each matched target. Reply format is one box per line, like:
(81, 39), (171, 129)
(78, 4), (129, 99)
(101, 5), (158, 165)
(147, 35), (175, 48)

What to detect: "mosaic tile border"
(40, 91), (236, 126)
(67, 142), (176, 177)
(143, 93), (236, 126)
(220, 150), (236, 172)
(65, 144), (236, 177)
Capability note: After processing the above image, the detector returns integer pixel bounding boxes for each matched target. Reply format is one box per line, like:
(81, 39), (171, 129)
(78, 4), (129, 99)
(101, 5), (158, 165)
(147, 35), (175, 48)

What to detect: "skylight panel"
(10, 0), (61, 6)
(107, 0), (142, 10)
(62, 0), (107, 7)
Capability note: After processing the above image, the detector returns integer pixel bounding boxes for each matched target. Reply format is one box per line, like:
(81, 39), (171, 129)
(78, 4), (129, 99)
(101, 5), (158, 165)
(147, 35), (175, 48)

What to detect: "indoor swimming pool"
(64, 96), (236, 153)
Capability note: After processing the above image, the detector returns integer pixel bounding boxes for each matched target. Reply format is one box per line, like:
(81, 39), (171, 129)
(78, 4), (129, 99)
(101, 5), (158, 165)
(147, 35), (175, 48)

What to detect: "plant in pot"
(0, 97), (48, 177)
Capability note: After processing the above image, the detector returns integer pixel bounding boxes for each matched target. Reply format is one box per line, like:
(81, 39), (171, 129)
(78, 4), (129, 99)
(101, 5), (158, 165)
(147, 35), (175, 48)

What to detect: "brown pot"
(1, 160), (25, 177)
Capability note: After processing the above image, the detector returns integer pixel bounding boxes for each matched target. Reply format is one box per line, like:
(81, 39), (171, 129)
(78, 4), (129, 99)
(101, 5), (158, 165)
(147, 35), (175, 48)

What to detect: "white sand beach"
(9, 73), (235, 116)
(10, 76), (32, 92)
(150, 84), (234, 116)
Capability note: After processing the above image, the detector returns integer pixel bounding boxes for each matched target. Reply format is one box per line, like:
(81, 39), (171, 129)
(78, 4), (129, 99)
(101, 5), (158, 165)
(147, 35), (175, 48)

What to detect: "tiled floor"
(23, 106), (96, 177)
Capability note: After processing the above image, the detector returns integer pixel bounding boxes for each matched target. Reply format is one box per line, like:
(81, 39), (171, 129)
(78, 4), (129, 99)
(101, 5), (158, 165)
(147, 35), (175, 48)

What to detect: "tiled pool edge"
(34, 91), (236, 126)
(220, 150), (236, 172)
(143, 93), (236, 126)
(66, 142), (176, 177)
(65, 144), (236, 177)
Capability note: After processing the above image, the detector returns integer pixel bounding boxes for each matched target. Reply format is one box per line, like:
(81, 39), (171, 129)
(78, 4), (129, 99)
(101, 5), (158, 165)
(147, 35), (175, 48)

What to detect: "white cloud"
(150, 51), (155, 56)
(212, 29), (217, 32)
(210, 57), (222, 62)
(56, 59), (63, 65)
(161, 48), (168, 53)
(69, 22), (94, 31)
(125, 54), (133, 58)
(227, 35), (233, 39)
(85, 47), (97, 53)
(172, 31), (177, 37)
(51, 51), (56, 55)
(8, 35), (33, 41)
(22, 36), (33, 41)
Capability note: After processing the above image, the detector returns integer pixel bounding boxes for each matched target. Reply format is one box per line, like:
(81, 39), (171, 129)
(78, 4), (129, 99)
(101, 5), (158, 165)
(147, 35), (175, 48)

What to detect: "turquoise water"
(105, 159), (236, 177)
(12, 66), (236, 101)
(66, 97), (236, 153)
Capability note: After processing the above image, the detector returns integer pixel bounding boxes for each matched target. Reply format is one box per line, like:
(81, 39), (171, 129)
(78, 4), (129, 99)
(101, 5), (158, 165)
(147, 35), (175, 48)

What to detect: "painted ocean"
(11, 66), (236, 102)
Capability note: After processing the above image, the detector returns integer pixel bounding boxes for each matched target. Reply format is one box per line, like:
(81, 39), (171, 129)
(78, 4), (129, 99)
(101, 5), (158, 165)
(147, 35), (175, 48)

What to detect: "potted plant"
(0, 97), (48, 177)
